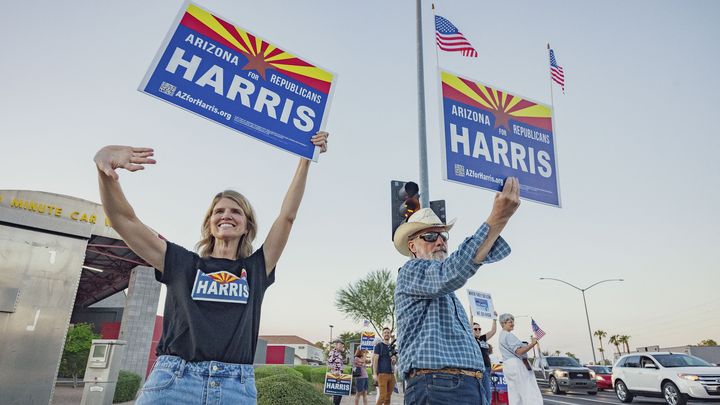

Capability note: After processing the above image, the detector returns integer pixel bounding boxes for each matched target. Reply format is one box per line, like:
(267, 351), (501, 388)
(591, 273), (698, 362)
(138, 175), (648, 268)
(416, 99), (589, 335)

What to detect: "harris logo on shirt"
(191, 269), (249, 303)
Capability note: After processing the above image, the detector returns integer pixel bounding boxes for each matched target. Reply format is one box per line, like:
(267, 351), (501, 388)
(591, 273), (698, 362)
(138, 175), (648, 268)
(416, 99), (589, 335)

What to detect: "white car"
(612, 352), (720, 405)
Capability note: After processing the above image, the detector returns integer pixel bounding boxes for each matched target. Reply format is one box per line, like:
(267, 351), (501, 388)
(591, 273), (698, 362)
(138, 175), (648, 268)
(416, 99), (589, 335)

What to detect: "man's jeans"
(481, 367), (492, 405)
(404, 372), (483, 405)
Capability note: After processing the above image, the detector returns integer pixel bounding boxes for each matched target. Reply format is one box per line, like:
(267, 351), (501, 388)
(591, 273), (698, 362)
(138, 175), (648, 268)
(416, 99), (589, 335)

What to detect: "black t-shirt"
(154, 242), (275, 364)
(476, 335), (491, 368)
(374, 342), (393, 374)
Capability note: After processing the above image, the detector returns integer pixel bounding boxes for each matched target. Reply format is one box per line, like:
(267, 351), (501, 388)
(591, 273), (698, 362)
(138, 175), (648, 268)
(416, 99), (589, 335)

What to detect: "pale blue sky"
(1, 0), (718, 363)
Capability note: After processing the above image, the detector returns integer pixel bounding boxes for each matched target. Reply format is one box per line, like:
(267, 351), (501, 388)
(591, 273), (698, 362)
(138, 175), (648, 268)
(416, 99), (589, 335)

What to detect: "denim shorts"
(135, 355), (257, 405)
(355, 377), (369, 392)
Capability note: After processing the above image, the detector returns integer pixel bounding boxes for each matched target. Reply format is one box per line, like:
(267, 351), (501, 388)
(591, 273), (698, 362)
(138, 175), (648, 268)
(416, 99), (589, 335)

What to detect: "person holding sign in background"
(353, 348), (369, 405)
(393, 177), (520, 404)
(472, 310), (498, 405)
(93, 132), (328, 405)
(328, 339), (346, 405)
(498, 313), (543, 405)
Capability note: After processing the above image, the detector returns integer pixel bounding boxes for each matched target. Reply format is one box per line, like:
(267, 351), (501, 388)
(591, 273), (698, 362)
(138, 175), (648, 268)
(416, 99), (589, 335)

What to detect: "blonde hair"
(196, 190), (257, 259)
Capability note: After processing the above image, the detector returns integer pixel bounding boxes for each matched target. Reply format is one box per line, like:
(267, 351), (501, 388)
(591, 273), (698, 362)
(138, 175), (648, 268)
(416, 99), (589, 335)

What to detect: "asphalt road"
(540, 387), (715, 405)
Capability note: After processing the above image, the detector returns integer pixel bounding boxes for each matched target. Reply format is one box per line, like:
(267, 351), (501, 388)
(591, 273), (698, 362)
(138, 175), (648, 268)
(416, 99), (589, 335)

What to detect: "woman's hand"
(94, 145), (156, 180)
(311, 131), (329, 153)
(530, 336), (538, 346)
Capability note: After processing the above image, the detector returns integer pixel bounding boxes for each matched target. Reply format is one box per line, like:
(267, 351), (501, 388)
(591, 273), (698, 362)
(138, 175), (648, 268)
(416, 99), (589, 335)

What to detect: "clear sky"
(2, 0), (718, 364)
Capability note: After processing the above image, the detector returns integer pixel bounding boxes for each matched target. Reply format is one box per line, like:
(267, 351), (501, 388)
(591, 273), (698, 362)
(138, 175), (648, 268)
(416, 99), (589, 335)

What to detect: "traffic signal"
(391, 180), (420, 240)
(391, 181), (447, 240)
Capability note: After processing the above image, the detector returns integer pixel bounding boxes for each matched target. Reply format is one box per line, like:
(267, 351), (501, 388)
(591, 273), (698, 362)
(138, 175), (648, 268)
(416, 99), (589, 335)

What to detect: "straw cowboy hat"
(393, 208), (456, 257)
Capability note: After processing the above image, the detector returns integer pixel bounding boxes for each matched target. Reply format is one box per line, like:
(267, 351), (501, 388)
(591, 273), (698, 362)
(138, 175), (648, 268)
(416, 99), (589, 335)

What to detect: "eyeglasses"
(414, 231), (449, 243)
(473, 328), (481, 331)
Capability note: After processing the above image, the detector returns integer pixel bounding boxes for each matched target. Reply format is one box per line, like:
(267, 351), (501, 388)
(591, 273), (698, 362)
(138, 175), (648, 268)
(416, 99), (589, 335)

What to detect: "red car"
(586, 365), (612, 390)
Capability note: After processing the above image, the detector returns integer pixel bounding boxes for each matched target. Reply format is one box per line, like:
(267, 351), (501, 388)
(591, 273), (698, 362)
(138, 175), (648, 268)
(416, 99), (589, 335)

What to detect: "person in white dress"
(498, 313), (543, 404)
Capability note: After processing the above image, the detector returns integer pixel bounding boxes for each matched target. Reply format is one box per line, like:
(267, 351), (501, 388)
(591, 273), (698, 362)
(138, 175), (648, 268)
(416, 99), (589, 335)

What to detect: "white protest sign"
(467, 289), (495, 318)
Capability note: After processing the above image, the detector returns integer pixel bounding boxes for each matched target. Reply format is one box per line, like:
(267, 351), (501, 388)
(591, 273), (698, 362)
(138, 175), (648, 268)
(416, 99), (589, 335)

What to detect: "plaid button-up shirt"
(395, 223), (511, 376)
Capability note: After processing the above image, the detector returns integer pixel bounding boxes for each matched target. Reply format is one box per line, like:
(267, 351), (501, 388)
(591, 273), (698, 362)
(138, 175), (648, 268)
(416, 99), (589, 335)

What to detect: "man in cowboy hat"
(393, 177), (520, 404)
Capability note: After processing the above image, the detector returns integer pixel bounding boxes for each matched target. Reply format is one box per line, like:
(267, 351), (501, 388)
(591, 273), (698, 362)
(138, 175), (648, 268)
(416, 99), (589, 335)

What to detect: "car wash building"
(0, 190), (162, 404)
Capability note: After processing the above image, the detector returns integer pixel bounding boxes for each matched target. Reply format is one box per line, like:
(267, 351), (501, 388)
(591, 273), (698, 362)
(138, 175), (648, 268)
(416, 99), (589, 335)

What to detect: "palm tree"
(609, 335), (621, 355)
(618, 335), (631, 353)
(594, 330), (607, 364)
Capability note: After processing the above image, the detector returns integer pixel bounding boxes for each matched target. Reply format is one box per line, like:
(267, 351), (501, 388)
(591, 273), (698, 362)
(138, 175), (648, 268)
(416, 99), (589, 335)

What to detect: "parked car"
(612, 352), (720, 405)
(532, 356), (598, 395)
(586, 365), (613, 390)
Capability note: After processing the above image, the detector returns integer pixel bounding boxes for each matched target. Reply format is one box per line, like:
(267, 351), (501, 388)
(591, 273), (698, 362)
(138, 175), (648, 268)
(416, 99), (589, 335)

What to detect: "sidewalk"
(52, 385), (133, 405)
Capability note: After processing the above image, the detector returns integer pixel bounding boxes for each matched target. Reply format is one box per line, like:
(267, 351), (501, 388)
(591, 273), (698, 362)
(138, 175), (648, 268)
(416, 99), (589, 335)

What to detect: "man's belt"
(408, 368), (483, 379)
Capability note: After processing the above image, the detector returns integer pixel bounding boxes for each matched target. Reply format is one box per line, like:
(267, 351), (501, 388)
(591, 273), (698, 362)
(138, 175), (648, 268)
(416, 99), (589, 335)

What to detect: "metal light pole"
(416, 0), (430, 207)
(329, 324), (334, 343)
(539, 278), (623, 364)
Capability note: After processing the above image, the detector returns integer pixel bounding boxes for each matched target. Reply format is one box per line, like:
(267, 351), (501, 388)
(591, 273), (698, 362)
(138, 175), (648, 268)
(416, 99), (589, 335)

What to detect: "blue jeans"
(136, 355), (257, 405)
(404, 372), (483, 405)
(481, 367), (492, 405)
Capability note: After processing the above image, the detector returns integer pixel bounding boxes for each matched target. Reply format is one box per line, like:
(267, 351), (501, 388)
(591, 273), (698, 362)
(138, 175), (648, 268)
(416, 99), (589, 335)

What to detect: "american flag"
(549, 48), (565, 91)
(435, 15), (478, 57)
(531, 318), (546, 340)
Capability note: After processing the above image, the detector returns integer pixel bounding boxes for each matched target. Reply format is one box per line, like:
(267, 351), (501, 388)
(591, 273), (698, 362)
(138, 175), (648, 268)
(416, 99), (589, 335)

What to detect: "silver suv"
(613, 352), (720, 405)
(532, 356), (598, 395)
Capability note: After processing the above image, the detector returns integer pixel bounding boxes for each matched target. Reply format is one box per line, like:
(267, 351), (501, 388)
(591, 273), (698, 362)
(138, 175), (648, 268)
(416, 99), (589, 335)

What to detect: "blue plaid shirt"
(395, 223), (511, 376)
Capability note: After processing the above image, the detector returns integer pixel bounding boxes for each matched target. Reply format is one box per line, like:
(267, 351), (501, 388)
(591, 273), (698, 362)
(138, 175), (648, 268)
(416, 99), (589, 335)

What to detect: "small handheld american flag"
(531, 318), (546, 340)
(435, 15), (478, 57)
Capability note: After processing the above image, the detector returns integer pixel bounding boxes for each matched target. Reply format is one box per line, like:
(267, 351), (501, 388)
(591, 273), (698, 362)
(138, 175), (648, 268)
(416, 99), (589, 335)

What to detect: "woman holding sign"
(93, 131), (328, 404)
(353, 348), (369, 405)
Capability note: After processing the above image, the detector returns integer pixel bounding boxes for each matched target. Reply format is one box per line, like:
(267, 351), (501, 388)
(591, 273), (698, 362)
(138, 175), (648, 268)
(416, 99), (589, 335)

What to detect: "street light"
(539, 277), (623, 364)
(329, 324), (334, 343)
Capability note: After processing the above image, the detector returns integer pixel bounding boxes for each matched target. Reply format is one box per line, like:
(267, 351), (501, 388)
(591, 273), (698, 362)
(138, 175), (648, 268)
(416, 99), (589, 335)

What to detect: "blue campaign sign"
(360, 332), (375, 351)
(491, 372), (508, 392)
(324, 373), (352, 396)
(139, 2), (336, 161)
(440, 70), (561, 206)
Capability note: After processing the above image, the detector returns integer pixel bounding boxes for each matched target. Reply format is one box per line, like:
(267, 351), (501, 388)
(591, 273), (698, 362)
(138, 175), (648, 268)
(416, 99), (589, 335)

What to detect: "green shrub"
(113, 370), (142, 403)
(59, 323), (100, 387)
(254, 365), (303, 380)
(291, 365), (314, 382)
(257, 373), (332, 405)
(309, 366), (330, 384)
